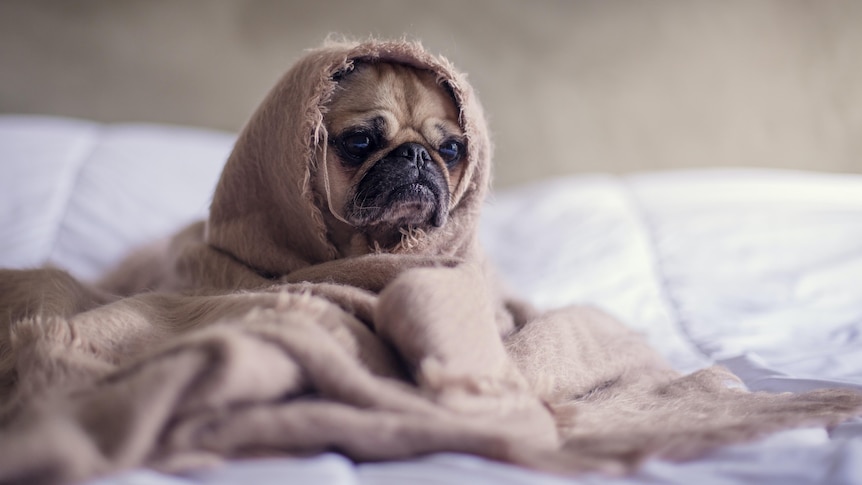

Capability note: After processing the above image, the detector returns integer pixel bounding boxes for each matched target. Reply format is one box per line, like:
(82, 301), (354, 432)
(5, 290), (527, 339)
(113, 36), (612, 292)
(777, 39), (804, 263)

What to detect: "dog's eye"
(342, 133), (375, 157)
(438, 140), (464, 166)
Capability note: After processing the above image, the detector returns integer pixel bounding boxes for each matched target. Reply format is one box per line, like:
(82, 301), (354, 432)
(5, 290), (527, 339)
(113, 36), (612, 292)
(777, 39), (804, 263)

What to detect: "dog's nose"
(394, 142), (431, 168)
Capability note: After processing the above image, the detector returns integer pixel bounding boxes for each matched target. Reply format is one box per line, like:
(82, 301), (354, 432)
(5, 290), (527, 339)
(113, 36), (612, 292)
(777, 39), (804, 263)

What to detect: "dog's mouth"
(349, 179), (447, 228)
(389, 182), (435, 205)
(346, 168), (449, 231)
(380, 181), (440, 223)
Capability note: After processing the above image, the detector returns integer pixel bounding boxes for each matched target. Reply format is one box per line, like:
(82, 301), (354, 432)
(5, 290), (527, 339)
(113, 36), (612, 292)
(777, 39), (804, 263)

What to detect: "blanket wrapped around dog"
(1, 40), (861, 485)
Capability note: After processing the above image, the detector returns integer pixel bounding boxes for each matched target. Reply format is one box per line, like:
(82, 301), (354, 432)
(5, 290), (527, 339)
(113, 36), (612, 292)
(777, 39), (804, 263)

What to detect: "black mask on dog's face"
(338, 137), (464, 229)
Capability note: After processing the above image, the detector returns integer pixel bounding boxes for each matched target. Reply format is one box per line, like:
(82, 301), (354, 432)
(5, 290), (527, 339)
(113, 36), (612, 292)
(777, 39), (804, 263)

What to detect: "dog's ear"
(331, 63), (355, 82)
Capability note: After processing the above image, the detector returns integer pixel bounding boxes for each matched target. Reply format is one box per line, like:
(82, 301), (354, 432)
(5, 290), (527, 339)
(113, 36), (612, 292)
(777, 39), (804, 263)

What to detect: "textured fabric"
(1, 41), (861, 485)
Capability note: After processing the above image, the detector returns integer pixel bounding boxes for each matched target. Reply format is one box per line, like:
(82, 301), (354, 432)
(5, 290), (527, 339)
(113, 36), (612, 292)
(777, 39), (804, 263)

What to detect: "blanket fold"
(1, 39), (861, 485)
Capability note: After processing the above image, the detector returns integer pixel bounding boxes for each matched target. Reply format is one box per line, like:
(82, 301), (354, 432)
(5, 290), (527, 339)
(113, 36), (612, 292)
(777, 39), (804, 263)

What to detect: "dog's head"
(317, 62), (466, 252)
(207, 40), (491, 277)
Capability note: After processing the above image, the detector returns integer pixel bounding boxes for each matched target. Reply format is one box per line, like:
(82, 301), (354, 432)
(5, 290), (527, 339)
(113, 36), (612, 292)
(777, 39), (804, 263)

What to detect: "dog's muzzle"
(348, 142), (450, 228)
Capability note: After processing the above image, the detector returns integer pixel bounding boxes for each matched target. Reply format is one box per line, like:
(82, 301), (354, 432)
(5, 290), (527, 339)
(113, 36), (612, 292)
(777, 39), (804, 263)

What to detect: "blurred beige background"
(1, 0), (860, 187)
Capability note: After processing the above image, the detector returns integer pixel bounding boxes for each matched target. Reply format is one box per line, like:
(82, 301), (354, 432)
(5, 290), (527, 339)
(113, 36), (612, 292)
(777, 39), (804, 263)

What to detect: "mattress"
(1, 115), (861, 484)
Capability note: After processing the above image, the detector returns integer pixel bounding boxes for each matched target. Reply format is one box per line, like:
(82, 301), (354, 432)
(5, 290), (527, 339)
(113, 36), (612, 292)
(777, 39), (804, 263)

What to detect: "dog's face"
(318, 62), (466, 252)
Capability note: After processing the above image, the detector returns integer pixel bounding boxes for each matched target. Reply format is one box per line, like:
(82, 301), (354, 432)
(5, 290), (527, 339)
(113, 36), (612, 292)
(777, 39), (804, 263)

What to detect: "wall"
(2, 0), (860, 187)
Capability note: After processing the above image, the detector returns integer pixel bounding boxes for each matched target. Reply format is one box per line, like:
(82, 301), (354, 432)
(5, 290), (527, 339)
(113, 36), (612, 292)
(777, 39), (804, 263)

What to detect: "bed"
(1, 114), (861, 484)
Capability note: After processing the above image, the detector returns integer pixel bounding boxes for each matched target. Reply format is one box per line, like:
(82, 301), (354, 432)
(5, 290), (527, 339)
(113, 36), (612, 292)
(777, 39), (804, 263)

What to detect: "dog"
(93, 58), (475, 295)
(315, 62), (467, 256)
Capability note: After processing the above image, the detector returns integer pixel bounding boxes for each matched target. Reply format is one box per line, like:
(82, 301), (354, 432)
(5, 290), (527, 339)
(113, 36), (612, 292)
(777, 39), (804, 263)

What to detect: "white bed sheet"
(2, 115), (861, 484)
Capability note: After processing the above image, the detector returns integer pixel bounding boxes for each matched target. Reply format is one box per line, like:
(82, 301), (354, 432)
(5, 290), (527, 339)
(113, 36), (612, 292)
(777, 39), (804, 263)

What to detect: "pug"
(315, 62), (467, 255)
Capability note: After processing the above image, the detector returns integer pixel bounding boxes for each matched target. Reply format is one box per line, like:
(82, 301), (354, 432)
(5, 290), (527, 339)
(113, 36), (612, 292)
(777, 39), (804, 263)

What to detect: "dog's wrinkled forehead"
(326, 62), (462, 146)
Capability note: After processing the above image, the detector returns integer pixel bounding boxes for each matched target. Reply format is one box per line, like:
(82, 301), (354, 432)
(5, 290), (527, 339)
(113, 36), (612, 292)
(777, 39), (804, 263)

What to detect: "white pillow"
(0, 115), (234, 281)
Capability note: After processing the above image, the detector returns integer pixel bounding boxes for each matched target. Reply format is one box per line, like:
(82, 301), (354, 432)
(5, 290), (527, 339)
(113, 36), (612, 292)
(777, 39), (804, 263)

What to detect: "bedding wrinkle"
(618, 176), (711, 365)
(1, 41), (861, 485)
(44, 125), (103, 268)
